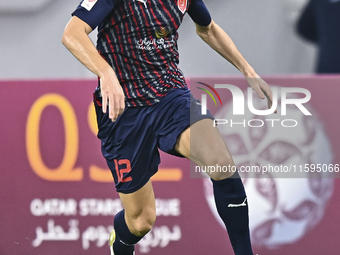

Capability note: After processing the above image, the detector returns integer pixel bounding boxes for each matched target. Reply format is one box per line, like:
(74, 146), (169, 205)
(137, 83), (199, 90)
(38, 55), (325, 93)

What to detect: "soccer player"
(62, 0), (274, 254)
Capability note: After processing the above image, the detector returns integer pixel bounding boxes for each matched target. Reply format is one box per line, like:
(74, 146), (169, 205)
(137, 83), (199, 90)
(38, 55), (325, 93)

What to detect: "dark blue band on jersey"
(187, 0), (212, 27)
(72, 0), (118, 30)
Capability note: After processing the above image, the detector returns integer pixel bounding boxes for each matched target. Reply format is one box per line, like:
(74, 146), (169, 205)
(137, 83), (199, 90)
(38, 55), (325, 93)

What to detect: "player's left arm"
(187, 0), (275, 111)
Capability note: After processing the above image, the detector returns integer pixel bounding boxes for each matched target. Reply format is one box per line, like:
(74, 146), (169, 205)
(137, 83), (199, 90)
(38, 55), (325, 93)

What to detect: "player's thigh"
(175, 118), (235, 179)
(119, 179), (156, 233)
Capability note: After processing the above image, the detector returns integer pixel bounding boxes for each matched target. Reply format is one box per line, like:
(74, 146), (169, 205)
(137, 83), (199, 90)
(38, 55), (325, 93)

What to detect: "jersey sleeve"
(187, 0), (212, 27)
(72, 0), (118, 30)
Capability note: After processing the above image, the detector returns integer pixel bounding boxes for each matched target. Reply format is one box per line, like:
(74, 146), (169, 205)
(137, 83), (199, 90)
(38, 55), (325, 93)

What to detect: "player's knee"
(201, 148), (233, 166)
(129, 208), (156, 236)
(209, 171), (234, 180)
(132, 215), (155, 236)
(204, 155), (235, 180)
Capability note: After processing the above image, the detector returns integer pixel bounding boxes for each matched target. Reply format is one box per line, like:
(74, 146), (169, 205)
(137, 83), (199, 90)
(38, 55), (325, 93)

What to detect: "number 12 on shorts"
(114, 159), (132, 183)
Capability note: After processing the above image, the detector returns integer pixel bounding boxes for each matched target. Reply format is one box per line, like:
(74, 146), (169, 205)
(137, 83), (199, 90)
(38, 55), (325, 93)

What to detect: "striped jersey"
(73, 0), (194, 107)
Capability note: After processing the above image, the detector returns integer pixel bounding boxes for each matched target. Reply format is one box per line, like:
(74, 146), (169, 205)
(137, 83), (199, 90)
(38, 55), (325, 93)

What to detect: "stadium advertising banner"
(1, 77), (339, 255)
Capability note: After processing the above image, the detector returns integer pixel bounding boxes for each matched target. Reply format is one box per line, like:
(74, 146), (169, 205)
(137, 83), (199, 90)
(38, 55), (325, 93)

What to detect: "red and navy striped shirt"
(73, 0), (211, 107)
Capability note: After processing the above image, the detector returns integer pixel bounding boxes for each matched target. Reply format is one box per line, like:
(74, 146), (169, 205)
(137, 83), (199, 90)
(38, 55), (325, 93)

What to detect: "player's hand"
(246, 75), (277, 114)
(100, 69), (125, 122)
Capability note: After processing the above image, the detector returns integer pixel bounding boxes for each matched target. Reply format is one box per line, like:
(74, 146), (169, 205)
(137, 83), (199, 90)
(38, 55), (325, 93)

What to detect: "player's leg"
(175, 118), (235, 179)
(93, 88), (159, 255)
(175, 119), (253, 255)
(119, 180), (156, 236)
(110, 180), (156, 255)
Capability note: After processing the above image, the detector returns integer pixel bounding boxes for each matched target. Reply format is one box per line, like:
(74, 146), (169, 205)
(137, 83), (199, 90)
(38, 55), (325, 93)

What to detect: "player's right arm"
(62, 1), (124, 122)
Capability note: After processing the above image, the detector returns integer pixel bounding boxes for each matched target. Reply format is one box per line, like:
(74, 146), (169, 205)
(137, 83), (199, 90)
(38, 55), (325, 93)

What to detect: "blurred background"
(0, 0), (317, 79)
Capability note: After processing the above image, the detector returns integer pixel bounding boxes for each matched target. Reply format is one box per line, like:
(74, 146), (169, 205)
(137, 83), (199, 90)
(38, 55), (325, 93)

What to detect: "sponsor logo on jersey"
(81, 0), (98, 11)
(155, 26), (171, 39)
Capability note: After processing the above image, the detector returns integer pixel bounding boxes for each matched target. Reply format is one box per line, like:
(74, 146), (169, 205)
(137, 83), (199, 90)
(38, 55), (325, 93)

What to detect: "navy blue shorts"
(93, 87), (214, 194)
